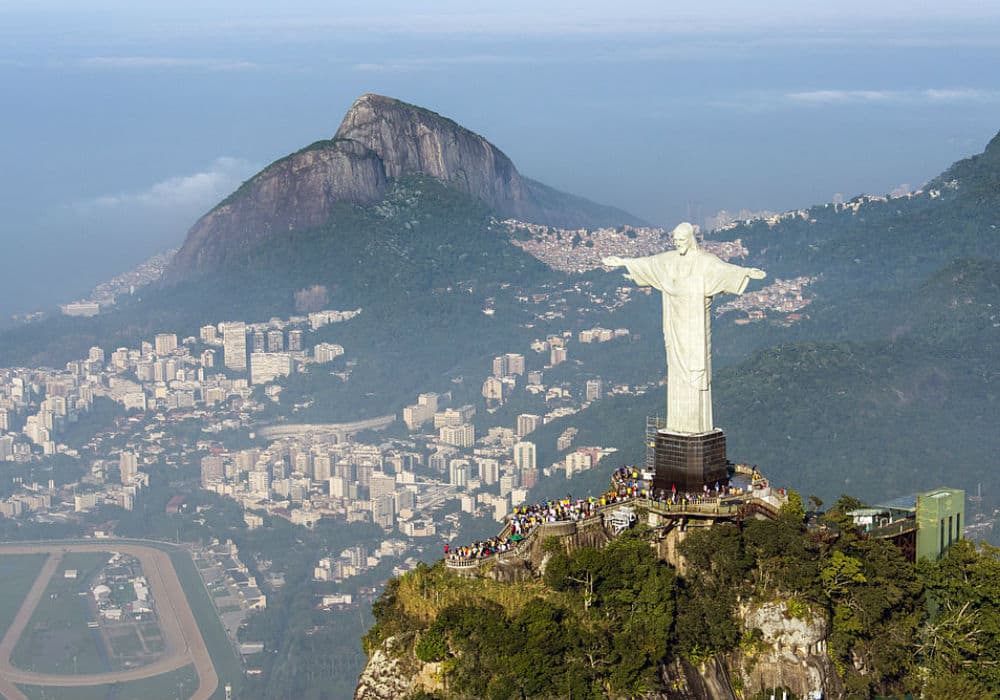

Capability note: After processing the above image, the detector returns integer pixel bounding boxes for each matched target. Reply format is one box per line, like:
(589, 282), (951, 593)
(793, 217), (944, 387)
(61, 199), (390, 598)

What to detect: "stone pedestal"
(652, 429), (729, 493)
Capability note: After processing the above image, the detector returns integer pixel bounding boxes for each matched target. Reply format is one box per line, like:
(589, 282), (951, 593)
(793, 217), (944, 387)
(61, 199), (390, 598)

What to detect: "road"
(256, 414), (396, 441)
(0, 543), (218, 700)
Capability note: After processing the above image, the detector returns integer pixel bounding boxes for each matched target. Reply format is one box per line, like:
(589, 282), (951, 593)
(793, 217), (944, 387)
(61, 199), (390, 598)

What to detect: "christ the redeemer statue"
(603, 222), (766, 435)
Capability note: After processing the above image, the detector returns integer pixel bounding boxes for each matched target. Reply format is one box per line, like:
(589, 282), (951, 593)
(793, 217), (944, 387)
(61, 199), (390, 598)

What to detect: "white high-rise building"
(434, 405), (474, 428)
(119, 451), (139, 485)
(372, 494), (395, 529)
(0, 435), (14, 462)
(516, 414), (541, 437)
(492, 353), (525, 377)
(329, 476), (348, 498)
(504, 353), (525, 376)
(439, 423), (475, 448)
(492, 356), (505, 379)
(499, 474), (515, 497)
(550, 345), (567, 366)
(585, 378), (603, 402)
(200, 349), (215, 368)
(111, 348), (130, 370)
(250, 352), (293, 385)
(201, 455), (225, 487)
(252, 330), (266, 353)
(221, 322), (248, 371)
(248, 469), (271, 497)
(449, 459), (469, 488)
(482, 376), (505, 401)
(267, 329), (284, 352)
(402, 393), (440, 430)
(314, 343), (345, 363)
(477, 457), (500, 485)
(200, 325), (219, 344)
(565, 451), (594, 478)
(154, 333), (178, 356)
(369, 473), (396, 501)
(395, 488), (416, 512)
(313, 455), (333, 481)
(513, 441), (537, 471)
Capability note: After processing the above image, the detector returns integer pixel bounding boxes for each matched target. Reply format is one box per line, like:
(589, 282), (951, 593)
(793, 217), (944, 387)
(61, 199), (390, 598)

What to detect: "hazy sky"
(2, 1), (1000, 318)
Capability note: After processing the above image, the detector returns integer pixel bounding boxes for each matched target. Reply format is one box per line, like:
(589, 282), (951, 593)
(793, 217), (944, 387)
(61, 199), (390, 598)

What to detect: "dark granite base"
(652, 429), (728, 493)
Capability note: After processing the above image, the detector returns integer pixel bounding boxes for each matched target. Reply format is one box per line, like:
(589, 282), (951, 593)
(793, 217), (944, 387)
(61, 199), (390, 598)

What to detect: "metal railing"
(444, 489), (784, 571)
(867, 518), (918, 539)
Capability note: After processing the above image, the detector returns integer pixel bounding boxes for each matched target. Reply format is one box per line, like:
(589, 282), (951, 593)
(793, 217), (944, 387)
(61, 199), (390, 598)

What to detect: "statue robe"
(622, 249), (752, 434)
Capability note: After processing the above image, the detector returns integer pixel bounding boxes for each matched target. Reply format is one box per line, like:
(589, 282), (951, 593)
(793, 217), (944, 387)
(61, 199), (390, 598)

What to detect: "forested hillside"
(362, 501), (1000, 699)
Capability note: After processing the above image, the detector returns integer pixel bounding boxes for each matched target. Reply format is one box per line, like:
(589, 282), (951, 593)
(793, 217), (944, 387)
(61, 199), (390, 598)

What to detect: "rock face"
(335, 94), (529, 219)
(734, 600), (841, 699)
(169, 139), (386, 276)
(354, 636), (442, 700)
(354, 599), (841, 700)
(658, 600), (839, 700)
(167, 93), (642, 280)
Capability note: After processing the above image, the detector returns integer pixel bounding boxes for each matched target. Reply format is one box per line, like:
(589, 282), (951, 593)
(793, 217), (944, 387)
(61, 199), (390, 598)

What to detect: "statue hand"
(748, 268), (767, 280)
(602, 256), (626, 267)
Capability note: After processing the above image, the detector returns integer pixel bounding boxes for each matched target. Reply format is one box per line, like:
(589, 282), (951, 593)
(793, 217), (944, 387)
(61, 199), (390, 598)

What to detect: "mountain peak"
(166, 93), (644, 280)
(334, 93), (525, 214)
(984, 128), (1000, 161)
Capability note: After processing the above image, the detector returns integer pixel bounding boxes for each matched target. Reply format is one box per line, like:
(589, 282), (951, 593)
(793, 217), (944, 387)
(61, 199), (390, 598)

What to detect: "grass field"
(0, 554), (48, 639)
(165, 548), (243, 700)
(107, 628), (141, 659)
(139, 622), (165, 655)
(11, 552), (110, 675)
(18, 663), (199, 700)
(4, 540), (244, 700)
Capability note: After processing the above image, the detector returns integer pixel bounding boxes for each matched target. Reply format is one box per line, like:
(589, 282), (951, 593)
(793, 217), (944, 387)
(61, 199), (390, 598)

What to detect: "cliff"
(354, 592), (839, 700)
(169, 138), (386, 275)
(353, 513), (850, 700)
(333, 94), (528, 219)
(166, 93), (643, 280)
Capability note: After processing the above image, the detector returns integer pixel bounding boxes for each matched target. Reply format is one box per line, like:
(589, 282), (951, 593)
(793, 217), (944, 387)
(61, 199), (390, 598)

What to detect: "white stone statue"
(603, 222), (766, 435)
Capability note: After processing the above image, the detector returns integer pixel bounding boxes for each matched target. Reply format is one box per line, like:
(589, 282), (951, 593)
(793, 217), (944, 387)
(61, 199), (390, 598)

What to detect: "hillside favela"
(2, 4), (1000, 700)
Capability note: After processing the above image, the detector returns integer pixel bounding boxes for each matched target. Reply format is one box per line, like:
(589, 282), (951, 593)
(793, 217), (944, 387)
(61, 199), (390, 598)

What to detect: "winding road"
(0, 543), (218, 700)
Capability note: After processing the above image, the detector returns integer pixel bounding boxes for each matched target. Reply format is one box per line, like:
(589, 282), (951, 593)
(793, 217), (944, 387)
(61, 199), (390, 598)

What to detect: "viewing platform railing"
(866, 518), (918, 539)
(445, 487), (786, 571)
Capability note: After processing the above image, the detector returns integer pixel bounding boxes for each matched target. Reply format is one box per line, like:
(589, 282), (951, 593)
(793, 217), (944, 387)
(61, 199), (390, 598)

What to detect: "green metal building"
(858, 487), (966, 562)
(915, 488), (965, 562)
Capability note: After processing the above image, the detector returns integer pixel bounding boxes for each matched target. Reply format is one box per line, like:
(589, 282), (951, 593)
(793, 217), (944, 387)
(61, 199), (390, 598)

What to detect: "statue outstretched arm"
(602, 256), (638, 283)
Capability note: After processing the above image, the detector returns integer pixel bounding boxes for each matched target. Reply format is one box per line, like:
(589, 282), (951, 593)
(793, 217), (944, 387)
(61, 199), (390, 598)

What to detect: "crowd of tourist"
(445, 465), (777, 563)
(446, 485), (642, 562)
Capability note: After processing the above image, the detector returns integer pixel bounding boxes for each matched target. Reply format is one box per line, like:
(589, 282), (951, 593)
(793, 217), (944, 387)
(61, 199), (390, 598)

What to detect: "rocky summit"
(167, 93), (642, 280)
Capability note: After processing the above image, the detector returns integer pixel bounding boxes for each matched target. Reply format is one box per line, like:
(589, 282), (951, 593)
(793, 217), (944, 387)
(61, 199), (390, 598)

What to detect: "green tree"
(918, 540), (1000, 693)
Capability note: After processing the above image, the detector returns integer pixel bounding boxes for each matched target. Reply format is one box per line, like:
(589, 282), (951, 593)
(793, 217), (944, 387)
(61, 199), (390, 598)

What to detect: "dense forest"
(364, 499), (1000, 699)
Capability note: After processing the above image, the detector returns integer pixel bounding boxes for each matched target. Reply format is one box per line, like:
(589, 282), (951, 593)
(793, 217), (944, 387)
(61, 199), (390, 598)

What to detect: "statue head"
(672, 222), (697, 255)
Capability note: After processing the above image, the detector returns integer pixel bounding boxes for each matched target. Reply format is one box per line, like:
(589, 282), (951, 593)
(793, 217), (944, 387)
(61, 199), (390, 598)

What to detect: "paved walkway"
(0, 543), (217, 700)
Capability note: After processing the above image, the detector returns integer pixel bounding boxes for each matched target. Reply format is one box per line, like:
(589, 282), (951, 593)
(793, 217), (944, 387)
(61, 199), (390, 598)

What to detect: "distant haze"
(2, 0), (999, 318)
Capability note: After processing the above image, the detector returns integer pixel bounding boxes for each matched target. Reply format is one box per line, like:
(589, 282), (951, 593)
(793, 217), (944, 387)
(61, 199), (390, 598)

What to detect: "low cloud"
(921, 88), (998, 101)
(786, 88), (1000, 105)
(83, 157), (258, 213)
(786, 90), (896, 104)
(81, 56), (257, 71)
(353, 54), (546, 72)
